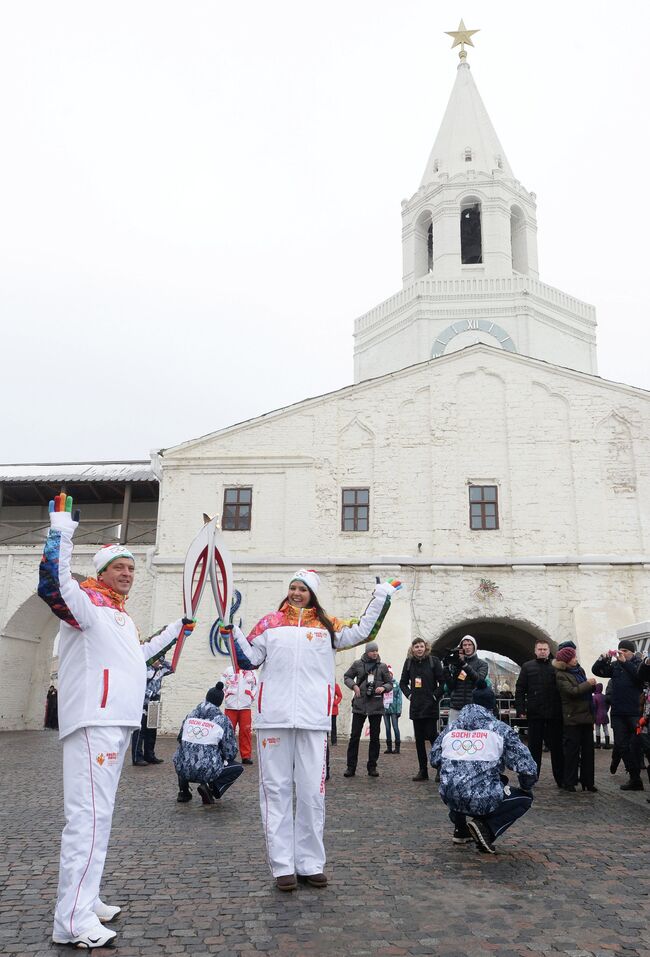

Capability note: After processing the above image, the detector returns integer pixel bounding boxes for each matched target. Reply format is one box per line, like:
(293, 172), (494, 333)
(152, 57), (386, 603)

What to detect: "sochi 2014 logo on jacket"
(441, 729), (503, 762)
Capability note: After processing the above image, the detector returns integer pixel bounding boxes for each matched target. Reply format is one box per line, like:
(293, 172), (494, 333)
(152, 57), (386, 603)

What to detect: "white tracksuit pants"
(53, 725), (130, 939)
(256, 728), (328, 878)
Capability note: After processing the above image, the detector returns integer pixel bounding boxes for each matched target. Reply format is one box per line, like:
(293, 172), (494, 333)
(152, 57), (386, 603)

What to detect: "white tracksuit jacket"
(38, 523), (183, 738)
(222, 666), (257, 711)
(232, 582), (396, 730)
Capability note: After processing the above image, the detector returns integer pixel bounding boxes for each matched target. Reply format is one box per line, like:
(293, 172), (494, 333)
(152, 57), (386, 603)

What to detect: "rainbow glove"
(181, 617), (197, 638)
(386, 578), (402, 592)
(48, 492), (81, 535)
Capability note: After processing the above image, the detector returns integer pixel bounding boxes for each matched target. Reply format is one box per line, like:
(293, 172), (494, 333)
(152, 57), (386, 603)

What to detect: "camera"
(443, 647), (462, 669)
(365, 673), (376, 697)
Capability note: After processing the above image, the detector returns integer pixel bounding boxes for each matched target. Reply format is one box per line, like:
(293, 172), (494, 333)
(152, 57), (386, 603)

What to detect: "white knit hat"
(289, 569), (320, 595)
(93, 544), (135, 576)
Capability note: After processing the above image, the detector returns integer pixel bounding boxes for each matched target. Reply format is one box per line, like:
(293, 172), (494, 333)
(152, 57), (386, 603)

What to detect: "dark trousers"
(331, 715), (338, 745)
(177, 764), (243, 799)
(527, 717), (564, 786)
(132, 712), (157, 763)
(383, 713), (401, 750)
(412, 716), (436, 772)
(347, 713), (381, 771)
(450, 788), (533, 841)
(611, 714), (641, 778)
(563, 724), (595, 787)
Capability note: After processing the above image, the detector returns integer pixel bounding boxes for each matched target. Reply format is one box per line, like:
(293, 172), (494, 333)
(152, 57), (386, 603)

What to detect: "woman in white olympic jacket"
(226, 568), (400, 891)
(38, 494), (193, 949)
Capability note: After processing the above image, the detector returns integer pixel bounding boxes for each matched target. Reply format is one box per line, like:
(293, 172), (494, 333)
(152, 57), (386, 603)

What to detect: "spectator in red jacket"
(331, 683), (342, 745)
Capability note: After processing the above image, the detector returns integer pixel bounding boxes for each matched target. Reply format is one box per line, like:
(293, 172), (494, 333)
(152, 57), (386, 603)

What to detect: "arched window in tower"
(414, 210), (433, 278)
(510, 205), (528, 274)
(464, 147), (472, 163)
(460, 199), (482, 264)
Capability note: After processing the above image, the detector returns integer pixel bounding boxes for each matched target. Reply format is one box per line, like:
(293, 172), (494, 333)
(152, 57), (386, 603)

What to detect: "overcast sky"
(1, 0), (648, 463)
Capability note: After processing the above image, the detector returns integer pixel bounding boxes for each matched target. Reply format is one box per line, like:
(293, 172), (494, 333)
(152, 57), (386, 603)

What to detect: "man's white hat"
(290, 569), (320, 595)
(93, 544), (135, 576)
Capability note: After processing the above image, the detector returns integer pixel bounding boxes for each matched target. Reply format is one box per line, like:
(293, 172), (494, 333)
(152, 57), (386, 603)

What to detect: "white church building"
(1, 33), (649, 734)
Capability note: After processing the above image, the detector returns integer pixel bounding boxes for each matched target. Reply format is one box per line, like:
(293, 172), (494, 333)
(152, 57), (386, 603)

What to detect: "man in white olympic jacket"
(38, 493), (194, 949)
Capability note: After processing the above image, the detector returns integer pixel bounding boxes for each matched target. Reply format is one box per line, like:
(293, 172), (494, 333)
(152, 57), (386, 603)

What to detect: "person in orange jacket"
(331, 683), (343, 745)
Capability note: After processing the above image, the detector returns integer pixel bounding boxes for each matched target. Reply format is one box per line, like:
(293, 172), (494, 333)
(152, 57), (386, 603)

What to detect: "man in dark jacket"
(593, 639), (645, 790)
(443, 636), (488, 721)
(399, 638), (444, 781)
(515, 639), (564, 787)
(343, 643), (392, 777)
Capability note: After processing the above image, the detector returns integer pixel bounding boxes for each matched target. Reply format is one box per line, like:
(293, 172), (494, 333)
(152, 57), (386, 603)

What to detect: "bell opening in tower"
(460, 201), (482, 264)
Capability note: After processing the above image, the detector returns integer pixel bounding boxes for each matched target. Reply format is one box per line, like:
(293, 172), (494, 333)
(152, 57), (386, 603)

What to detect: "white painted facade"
(152, 346), (650, 735)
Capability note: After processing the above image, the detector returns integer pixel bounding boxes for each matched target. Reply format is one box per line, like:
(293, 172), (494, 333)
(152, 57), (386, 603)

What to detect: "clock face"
(432, 319), (516, 357)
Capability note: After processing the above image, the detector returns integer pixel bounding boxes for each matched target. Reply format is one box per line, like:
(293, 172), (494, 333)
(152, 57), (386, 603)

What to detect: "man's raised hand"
(48, 492), (81, 535)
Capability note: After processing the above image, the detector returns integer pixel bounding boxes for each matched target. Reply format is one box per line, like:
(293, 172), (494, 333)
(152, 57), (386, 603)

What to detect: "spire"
(420, 22), (514, 186)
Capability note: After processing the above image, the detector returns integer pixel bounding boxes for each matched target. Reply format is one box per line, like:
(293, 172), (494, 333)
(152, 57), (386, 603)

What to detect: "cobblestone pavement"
(1, 731), (648, 957)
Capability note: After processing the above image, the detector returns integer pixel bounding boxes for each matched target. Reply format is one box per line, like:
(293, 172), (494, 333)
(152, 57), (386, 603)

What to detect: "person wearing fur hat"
(442, 635), (489, 722)
(430, 681), (537, 854)
(226, 568), (401, 891)
(553, 647), (597, 792)
(592, 640), (645, 790)
(174, 683), (243, 804)
(38, 493), (195, 949)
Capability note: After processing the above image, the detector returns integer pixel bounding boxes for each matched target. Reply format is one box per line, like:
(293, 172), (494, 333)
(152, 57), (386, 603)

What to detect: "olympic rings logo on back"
(452, 739), (484, 754)
(188, 725), (211, 738)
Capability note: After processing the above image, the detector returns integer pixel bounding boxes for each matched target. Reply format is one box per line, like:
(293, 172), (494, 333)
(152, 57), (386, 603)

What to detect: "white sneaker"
(53, 924), (117, 948)
(93, 900), (122, 922)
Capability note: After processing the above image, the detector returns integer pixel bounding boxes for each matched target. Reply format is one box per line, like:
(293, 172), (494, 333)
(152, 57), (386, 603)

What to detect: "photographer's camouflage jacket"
(430, 704), (537, 816)
(173, 701), (238, 784)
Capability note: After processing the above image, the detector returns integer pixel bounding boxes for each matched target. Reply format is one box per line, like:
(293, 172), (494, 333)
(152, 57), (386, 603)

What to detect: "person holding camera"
(443, 636), (488, 723)
(592, 640), (645, 791)
(343, 642), (393, 778)
(399, 638), (444, 780)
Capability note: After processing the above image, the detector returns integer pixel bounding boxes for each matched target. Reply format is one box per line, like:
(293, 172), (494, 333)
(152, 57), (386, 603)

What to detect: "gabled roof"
(420, 61), (514, 186)
(162, 345), (650, 458)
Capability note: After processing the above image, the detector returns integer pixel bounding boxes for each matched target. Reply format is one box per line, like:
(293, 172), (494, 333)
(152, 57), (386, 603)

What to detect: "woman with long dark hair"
(225, 569), (400, 891)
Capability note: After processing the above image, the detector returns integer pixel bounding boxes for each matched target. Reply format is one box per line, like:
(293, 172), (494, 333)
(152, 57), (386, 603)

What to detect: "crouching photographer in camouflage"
(174, 682), (244, 805)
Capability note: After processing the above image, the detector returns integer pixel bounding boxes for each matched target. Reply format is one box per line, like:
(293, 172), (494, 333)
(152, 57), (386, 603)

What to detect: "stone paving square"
(0, 732), (648, 957)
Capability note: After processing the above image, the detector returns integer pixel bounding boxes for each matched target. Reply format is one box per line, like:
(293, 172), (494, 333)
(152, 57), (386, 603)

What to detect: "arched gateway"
(432, 617), (553, 667)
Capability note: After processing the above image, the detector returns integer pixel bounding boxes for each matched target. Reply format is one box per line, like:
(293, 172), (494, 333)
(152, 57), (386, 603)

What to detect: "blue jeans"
(450, 787), (533, 841)
(383, 713), (400, 750)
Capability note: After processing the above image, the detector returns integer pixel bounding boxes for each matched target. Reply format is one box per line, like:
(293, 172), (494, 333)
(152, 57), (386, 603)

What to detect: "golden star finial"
(445, 19), (479, 61)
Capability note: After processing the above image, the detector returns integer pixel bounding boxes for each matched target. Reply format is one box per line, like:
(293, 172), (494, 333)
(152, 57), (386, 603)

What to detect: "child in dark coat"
(592, 683), (610, 749)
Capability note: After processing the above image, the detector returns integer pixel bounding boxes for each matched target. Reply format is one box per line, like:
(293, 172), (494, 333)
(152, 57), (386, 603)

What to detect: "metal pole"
(120, 482), (132, 544)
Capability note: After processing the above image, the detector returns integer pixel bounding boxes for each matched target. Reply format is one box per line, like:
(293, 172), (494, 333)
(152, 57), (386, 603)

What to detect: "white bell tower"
(353, 22), (597, 382)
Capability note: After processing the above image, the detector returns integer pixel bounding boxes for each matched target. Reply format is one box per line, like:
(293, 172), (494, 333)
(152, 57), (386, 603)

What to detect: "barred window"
(342, 488), (369, 532)
(469, 485), (499, 530)
(222, 487), (252, 531)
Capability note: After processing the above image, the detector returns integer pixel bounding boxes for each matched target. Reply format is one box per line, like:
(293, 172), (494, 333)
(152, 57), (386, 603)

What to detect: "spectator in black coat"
(515, 639), (564, 787)
(592, 640), (645, 791)
(399, 638), (444, 781)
